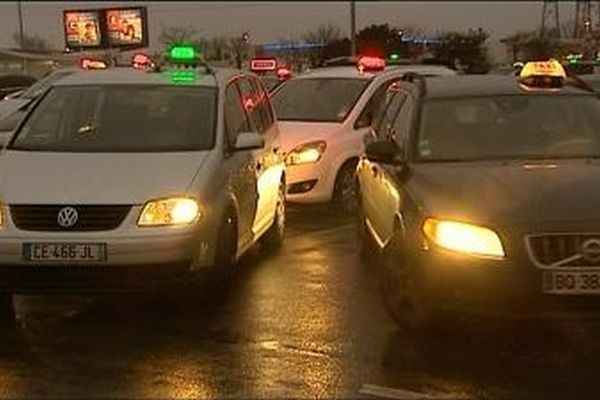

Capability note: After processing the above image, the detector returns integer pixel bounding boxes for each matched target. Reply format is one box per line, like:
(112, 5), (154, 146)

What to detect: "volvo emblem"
(57, 207), (78, 228)
(582, 239), (600, 263)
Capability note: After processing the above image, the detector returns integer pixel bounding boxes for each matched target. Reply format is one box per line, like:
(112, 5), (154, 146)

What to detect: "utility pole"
(17, 1), (24, 48)
(350, 1), (356, 56)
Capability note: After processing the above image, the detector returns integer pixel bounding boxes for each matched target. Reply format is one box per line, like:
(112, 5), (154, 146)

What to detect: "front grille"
(527, 234), (600, 268)
(10, 205), (131, 232)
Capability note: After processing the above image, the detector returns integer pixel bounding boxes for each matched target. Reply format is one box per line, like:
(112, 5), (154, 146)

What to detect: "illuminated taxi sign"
(519, 59), (566, 79)
(357, 56), (386, 73)
(167, 70), (198, 84)
(132, 53), (152, 69)
(81, 57), (107, 70)
(250, 58), (277, 72)
(518, 59), (566, 89)
(169, 45), (198, 64)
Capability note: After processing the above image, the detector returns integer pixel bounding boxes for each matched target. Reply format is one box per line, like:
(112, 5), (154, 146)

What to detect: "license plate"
(542, 270), (600, 295)
(23, 243), (106, 262)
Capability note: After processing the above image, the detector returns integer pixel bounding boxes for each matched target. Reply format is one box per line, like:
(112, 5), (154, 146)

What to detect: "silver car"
(0, 64), (286, 318)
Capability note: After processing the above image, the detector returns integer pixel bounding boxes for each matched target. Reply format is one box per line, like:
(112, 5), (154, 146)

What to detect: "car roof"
(421, 74), (593, 98)
(53, 67), (245, 88)
(291, 64), (456, 81)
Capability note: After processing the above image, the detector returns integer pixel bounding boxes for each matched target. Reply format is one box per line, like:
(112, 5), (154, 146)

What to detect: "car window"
(271, 78), (370, 122)
(251, 77), (275, 129)
(224, 80), (251, 146)
(355, 78), (400, 130)
(391, 93), (414, 146)
(11, 85), (217, 152)
(373, 90), (407, 139)
(417, 95), (600, 161)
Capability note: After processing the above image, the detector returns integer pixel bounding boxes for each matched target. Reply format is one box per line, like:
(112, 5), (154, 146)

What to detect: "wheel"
(379, 230), (433, 332)
(333, 160), (358, 215)
(261, 181), (286, 253)
(357, 201), (377, 263)
(0, 294), (15, 323)
(212, 210), (238, 287)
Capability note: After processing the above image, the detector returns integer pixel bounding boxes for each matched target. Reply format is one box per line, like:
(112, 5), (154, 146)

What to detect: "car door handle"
(256, 161), (263, 171)
(371, 165), (378, 177)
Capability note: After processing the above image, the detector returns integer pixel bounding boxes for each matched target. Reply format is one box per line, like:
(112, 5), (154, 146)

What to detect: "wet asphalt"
(0, 206), (600, 399)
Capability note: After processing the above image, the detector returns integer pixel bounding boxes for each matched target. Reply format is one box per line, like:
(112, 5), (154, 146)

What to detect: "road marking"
(359, 383), (465, 400)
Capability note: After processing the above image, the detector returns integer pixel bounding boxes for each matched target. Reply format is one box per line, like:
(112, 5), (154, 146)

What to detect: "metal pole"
(17, 1), (27, 74)
(350, 1), (356, 56)
(17, 1), (24, 47)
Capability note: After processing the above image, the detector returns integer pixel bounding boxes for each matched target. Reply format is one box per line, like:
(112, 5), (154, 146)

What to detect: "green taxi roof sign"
(169, 45), (198, 63)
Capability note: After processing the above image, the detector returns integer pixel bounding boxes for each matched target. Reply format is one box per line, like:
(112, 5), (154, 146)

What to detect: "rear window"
(10, 85), (217, 152)
(271, 78), (369, 122)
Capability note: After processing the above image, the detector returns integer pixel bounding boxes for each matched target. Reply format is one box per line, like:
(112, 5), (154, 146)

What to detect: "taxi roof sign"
(169, 45), (198, 63)
(518, 59), (567, 89)
(250, 58), (277, 72)
(519, 59), (566, 79)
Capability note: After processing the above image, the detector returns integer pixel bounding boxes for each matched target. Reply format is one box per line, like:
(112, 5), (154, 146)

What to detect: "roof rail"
(401, 72), (427, 96)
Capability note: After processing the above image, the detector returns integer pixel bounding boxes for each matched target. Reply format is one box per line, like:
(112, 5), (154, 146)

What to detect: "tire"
(212, 210), (238, 287)
(261, 181), (286, 253)
(333, 160), (358, 215)
(379, 229), (433, 332)
(0, 294), (15, 323)
(357, 202), (377, 263)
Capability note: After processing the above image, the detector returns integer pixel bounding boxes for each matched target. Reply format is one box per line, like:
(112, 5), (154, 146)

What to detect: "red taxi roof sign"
(276, 67), (291, 79)
(81, 57), (107, 70)
(250, 58), (277, 72)
(357, 56), (386, 73)
(132, 52), (152, 69)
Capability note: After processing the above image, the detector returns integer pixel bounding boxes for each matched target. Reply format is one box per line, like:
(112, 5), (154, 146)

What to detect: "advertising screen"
(105, 7), (148, 48)
(63, 10), (102, 48)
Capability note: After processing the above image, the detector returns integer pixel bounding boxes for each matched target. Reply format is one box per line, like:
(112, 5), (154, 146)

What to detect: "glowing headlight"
(138, 197), (200, 227)
(422, 218), (505, 258)
(285, 141), (327, 166)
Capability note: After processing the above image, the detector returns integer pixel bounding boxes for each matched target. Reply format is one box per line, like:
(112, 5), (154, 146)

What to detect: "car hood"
(0, 151), (209, 204)
(407, 160), (600, 226)
(0, 99), (29, 120)
(277, 121), (343, 153)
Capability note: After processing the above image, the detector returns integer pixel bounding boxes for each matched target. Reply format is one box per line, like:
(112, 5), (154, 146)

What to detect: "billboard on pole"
(63, 6), (148, 51)
(105, 7), (148, 48)
(63, 9), (103, 49)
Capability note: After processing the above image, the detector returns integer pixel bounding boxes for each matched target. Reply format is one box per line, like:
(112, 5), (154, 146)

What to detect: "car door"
(376, 89), (416, 245)
(238, 76), (282, 237)
(361, 88), (408, 246)
(224, 79), (259, 247)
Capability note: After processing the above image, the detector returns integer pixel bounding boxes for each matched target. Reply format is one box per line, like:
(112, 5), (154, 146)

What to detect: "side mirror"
(233, 132), (264, 151)
(365, 139), (404, 165)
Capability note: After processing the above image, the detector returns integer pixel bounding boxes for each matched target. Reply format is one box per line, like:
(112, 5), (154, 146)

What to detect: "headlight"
(138, 197), (200, 227)
(422, 218), (505, 258)
(285, 141), (327, 166)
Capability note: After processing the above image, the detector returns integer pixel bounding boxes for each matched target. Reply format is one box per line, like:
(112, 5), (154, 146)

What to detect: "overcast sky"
(0, 1), (577, 50)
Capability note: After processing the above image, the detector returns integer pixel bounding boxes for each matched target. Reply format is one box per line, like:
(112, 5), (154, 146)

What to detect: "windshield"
(271, 77), (369, 122)
(20, 70), (75, 100)
(0, 109), (26, 132)
(417, 95), (600, 161)
(11, 85), (217, 152)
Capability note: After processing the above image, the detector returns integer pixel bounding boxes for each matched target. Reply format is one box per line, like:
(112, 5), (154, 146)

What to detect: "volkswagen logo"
(582, 239), (600, 263)
(57, 207), (78, 228)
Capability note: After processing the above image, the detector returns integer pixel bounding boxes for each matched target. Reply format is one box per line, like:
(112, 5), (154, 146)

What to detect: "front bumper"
(0, 206), (218, 294)
(285, 161), (334, 204)
(418, 249), (600, 320)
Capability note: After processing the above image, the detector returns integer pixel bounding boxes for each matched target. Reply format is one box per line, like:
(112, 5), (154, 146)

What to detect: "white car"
(271, 59), (456, 213)
(0, 47), (286, 320)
